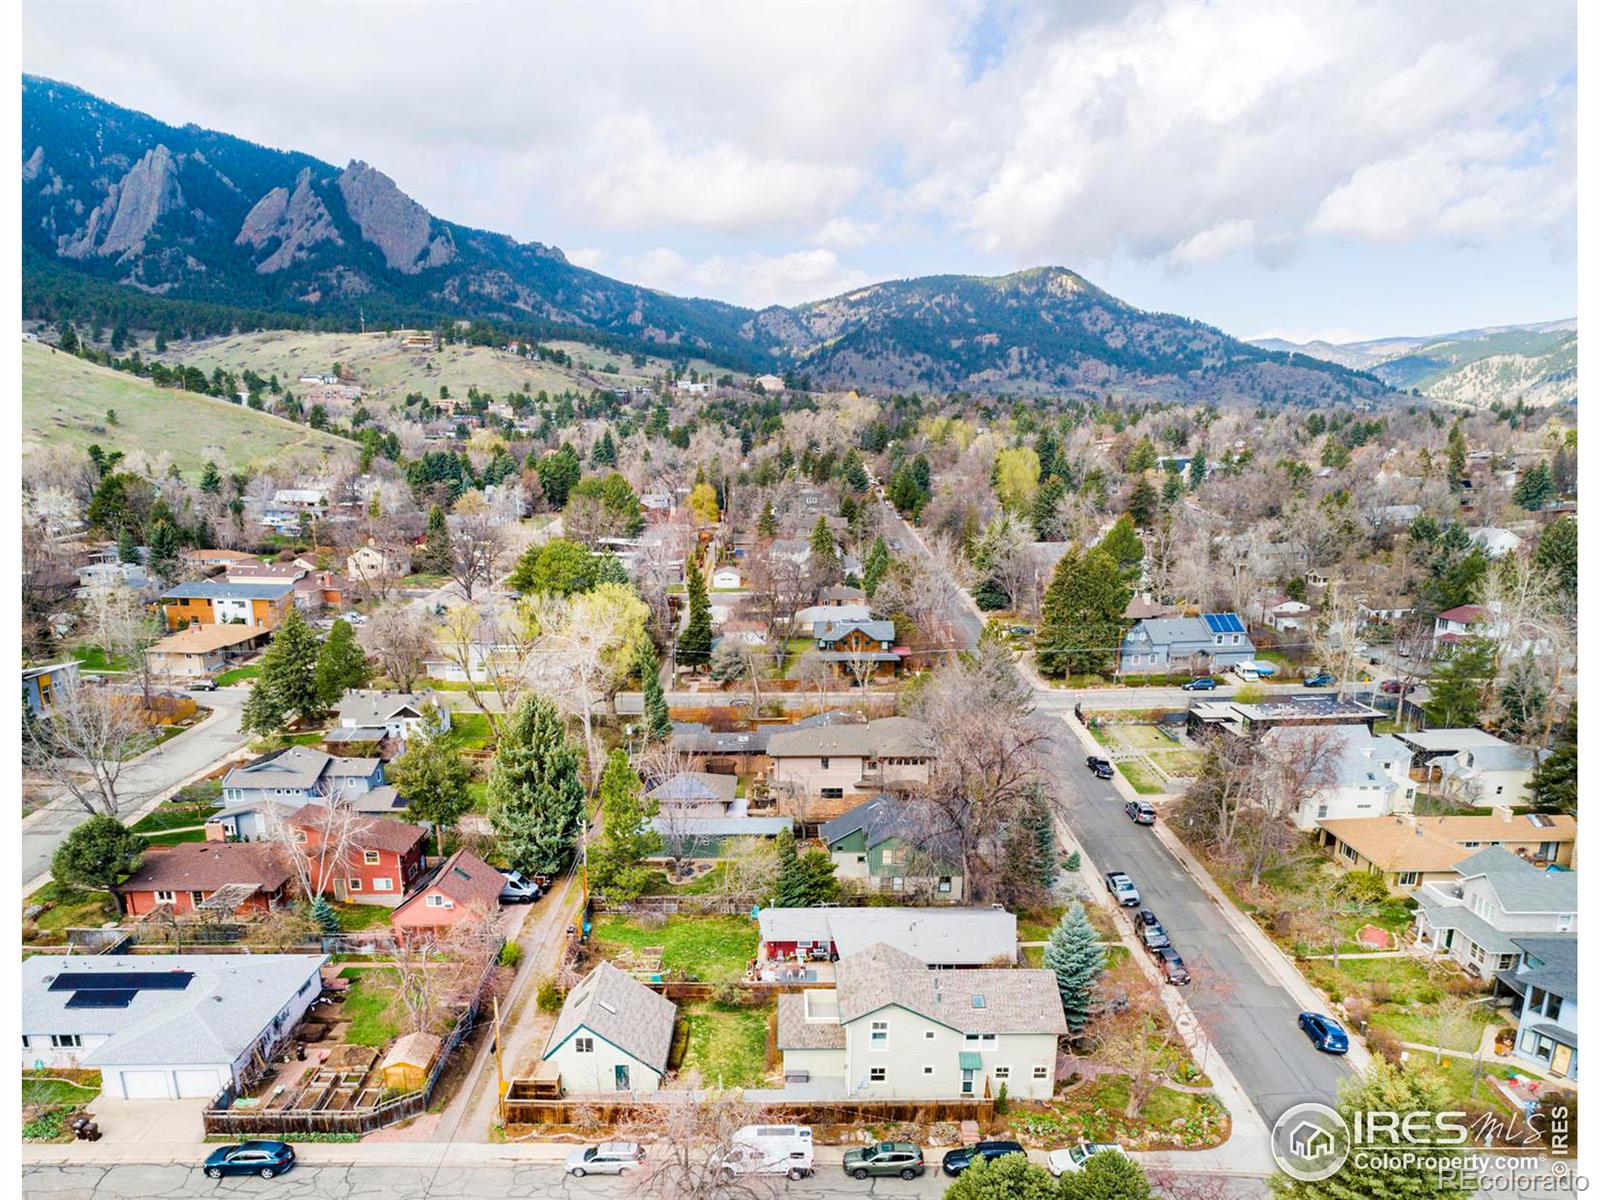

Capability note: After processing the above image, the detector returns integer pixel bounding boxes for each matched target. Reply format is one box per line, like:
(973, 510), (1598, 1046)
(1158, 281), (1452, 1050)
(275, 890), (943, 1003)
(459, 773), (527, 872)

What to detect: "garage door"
(119, 1070), (171, 1100)
(175, 1069), (223, 1099)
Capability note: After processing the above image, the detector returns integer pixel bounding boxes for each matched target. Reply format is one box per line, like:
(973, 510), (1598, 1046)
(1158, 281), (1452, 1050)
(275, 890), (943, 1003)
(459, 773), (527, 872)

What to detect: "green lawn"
(644, 863), (731, 895)
(326, 901), (395, 933)
(23, 1073), (101, 1108)
(448, 712), (494, 750)
(1303, 956), (1442, 1007)
(143, 828), (206, 846)
(465, 778), (490, 814)
(1017, 906), (1066, 943)
(678, 1002), (770, 1087)
(337, 968), (403, 1046)
(24, 882), (119, 942)
(67, 644), (130, 673)
(1406, 1056), (1519, 1118)
(1370, 1006), (1496, 1052)
(130, 799), (218, 834)
(1117, 761), (1165, 794)
(215, 665), (261, 686)
(592, 915), (757, 982)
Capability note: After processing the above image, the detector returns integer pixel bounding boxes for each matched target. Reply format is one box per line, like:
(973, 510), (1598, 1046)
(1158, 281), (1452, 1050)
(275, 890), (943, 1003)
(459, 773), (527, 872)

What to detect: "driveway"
(81, 1097), (210, 1147)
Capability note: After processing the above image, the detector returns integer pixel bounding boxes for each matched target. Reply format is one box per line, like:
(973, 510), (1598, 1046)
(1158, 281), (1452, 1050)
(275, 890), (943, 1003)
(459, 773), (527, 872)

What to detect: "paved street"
(23, 686), (250, 885)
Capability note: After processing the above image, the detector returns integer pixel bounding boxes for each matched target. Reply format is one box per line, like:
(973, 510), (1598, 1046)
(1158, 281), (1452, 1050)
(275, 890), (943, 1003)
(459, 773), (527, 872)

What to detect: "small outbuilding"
(379, 1031), (442, 1092)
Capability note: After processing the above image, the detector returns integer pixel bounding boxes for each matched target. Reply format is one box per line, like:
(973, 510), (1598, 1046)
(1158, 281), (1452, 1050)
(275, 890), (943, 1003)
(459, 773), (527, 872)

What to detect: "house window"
(1033, 1066), (1049, 1079)
(821, 788), (844, 800)
(938, 877), (953, 893)
(856, 855), (867, 864)
(923, 1065), (935, 1075)
(870, 1021), (889, 1050)
(993, 1066), (1011, 1080)
(820, 757), (830, 770)
(190, 891), (206, 905)
(51, 1034), (82, 1048)
(348, 878), (363, 891)
(1340, 843), (1356, 862)
(891, 877), (904, 892)
(155, 890), (176, 904)
(364, 851), (381, 865)
(1397, 872), (1420, 888)
(425, 894), (450, 908)
(924, 1030), (936, 1040)
(374, 878), (393, 892)
(869, 1067), (886, 1082)
(575, 1037), (594, 1053)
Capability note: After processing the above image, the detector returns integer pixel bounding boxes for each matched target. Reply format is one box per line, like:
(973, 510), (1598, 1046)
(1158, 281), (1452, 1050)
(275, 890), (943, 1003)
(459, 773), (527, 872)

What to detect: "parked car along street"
(203, 1142), (295, 1179)
(1155, 947), (1191, 984)
(1046, 1143), (1126, 1176)
(565, 1143), (645, 1176)
(1124, 799), (1156, 825)
(1086, 755), (1115, 779)
(941, 1141), (1026, 1177)
(1105, 871), (1141, 906)
(1298, 1012), (1350, 1055)
(843, 1142), (925, 1179)
(1180, 676), (1218, 691)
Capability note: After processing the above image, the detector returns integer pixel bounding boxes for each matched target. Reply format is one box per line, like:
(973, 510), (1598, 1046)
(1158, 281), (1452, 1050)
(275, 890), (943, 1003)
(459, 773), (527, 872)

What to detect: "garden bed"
(23, 882), (119, 944)
(1006, 1074), (1229, 1150)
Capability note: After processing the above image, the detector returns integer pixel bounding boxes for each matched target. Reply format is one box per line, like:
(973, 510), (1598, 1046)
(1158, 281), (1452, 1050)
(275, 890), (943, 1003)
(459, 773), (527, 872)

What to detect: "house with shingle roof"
(820, 795), (963, 900)
(389, 849), (503, 939)
(1119, 612), (1254, 675)
(114, 842), (294, 918)
(776, 943), (1066, 1100)
(758, 907), (1014, 967)
(288, 805), (428, 906)
(1413, 848), (1577, 976)
(332, 690), (449, 750)
(1496, 935), (1578, 1082)
(767, 716), (931, 815)
(221, 746), (386, 815)
(1265, 724), (1416, 829)
(158, 580), (296, 631)
(541, 961), (677, 1094)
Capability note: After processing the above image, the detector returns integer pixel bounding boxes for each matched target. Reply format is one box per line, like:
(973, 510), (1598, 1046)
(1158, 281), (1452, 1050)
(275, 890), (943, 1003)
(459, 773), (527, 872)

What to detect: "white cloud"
(620, 247), (872, 307)
(565, 247), (605, 270)
(1168, 219), (1257, 268)
(812, 217), (879, 250)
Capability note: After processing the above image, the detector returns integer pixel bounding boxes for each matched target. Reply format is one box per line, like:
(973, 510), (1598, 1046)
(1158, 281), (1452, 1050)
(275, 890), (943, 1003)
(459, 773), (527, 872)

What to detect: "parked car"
(1140, 921), (1171, 953)
(1008, 625), (1035, 637)
(1155, 947), (1191, 984)
(498, 869), (541, 904)
(1298, 1012), (1350, 1055)
(1104, 872), (1141, 906)
(941, 1141), (1026, 1177)
(1379, 678), (1405, 694)
(1304, 671), (1336, 687)
(1046, 1143), (1126, 1176)
(1134, 908), (1160, 928)
(1086, 755), (1115, 779)
(721, 1125), (814, 1179)
(843, 1142), (925, 1180)
(565, 1143), (645, 1177)
(189, 677), (218, 692)
(1124, 800), (1156, 825)
(204, 1142), (296, 1179)
(1181, 676), (1218, 691)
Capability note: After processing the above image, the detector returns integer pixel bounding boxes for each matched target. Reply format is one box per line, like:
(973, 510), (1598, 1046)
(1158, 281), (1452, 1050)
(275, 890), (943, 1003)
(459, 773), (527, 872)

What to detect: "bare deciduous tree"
(445, 503), (506, 601)
(24, 684), (150, 816)
(260, 791), (364, 902)
(628, 1093), (782, 1200)
(360, 603), (437, 692)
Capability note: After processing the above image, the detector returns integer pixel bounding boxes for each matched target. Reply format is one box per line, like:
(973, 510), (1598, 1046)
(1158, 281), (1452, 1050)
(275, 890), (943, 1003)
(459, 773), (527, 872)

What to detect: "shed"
(379, 1031), (442, 1092)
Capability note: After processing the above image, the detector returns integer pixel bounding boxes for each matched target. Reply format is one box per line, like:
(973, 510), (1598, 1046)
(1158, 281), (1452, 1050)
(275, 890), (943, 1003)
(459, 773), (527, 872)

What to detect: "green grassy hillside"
(22, 340), (355, 476)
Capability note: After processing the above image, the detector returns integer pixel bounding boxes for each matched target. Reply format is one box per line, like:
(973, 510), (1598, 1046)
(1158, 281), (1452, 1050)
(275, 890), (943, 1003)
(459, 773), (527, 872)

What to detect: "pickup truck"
(1104, 872), (1141, 907)
(1086, 756), (1115, 780)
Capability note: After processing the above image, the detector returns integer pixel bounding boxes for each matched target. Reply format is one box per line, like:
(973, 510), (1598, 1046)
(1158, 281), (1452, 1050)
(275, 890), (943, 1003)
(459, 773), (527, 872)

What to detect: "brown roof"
(1317, 817), (1472, 872)
(148, 624), (267, 655)
(185, 549), (257, 563)
(117, 842), (293, 894)
(1413, 813), (1577, 845)
(228, 562), (309, 581)
(394, 849), (502, 918)
(290, 805), (427, 855)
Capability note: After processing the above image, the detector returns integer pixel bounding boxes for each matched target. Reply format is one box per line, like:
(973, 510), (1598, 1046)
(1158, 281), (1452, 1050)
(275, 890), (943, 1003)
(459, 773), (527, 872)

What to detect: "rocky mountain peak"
(236, 166), (343, 273)
(59, 143), (185, 262)
(335, 159), (455, 274)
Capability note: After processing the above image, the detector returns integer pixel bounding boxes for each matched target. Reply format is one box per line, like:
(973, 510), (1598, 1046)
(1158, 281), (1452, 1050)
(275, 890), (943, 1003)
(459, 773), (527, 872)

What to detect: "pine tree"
(808, 516), (839, 579)
(593, 429), (617, 466)
(146, 519), (181, 583)
(588, 750), (660, 901)
(1036, 547), (1131, 679)
(1063, 850), (1081, 873)
(863, 536), (890, 597)
(311, 896), (341, 935)
(756, 500), (778, 539)
(1534, 517), (1577, 598)
(1031, 476), (1066, 540)
(200, 460), (223, 495)
(1042, 902), (1106, 1032)
(637, 640), (672, 743)
(1097, 514), (1145, 582)
(1531, 704), (1576, 815)
(1027, 789), (1056, 891)
(1424, 637), (1496, 728)
(1125, 476), (1159, 528)
(774, 827), (804, 904)
(314, 619), (372, 707)
(116, 527), (139, 564)
(416, 504), (454, 573)
(1187, 448), (1207, 490)
(242, 607), (325, 735)
(678, 559), (713, 671)
(797, 849), (841, 904)
(386, 709), (473, 852)
(487, 696), (585, 876)
(1513, 461), (1553, 511)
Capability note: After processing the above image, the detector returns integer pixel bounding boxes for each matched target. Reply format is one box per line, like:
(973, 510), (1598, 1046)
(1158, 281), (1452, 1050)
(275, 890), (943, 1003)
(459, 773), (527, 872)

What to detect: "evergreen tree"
(1125, 476), (1159, 528)
(587, 750), (660, 901)
(1031, 476), (1066, 540)
(386, 709), (473, 852)
(1027, 789), (1056, 891)
(200, 460), (223, 495)
(1513, 461), (1554, 511)
(415, 504), (454, 574)
(678, 559), (713, 671)
(1058, 1153), (1152, 1200)
(797, 849), (841, 904)
(1036, 547), (1131, 679)
(1187, 448), (1207, 490)
(945, 1152), (1058, 1200)
(52, 815), (144, 894)
(756, 500), (779, 539)
(862, 536), (890, 597)
(314, 619), (372, 707)
(487, 696), (585, 876)
(146, 519), (182, 583)
(1042, 902), (1106, 1032)
(1097, 515), (1145, 582)
(594, 552), (630, 586)
(242, 607), (325, 735)
(1161, 474), (1184, 505)
(1424, 637), (1496, 728)
(311, 896), (342, 936)
(637, 640), (672, 743)
(1534, 517), (1577, 598)
(774, 827), (804, 904)
(1531, 704), (1576, 815)
(1496, 652), (1548, 743)
(592, 429), (618, 466)
(841, 448), (870, 492)
(116, 526), (139, 563)
(1063, 849), (1081, 872)
(808, 516), (839, 579)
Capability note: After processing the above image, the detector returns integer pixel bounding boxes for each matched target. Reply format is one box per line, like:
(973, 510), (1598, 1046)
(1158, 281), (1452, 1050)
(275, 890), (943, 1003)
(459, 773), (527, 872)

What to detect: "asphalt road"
(19, 1163), (1270, 1200)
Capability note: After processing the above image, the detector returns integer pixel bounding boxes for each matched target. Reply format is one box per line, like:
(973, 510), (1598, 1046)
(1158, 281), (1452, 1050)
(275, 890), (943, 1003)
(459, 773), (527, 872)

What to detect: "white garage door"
(119, 1070), (171, 1099)
(175, 1069), (223, 1099)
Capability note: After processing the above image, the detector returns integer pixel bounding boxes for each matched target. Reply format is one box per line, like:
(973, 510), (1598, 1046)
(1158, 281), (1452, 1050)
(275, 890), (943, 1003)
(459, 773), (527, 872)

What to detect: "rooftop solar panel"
(65, 990), (137, 1008)
(49, 971), (193, 993)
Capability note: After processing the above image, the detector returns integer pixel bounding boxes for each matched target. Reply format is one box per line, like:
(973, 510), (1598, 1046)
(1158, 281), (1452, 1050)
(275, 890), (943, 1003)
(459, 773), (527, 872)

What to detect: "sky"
(21, 0), (1577, 343)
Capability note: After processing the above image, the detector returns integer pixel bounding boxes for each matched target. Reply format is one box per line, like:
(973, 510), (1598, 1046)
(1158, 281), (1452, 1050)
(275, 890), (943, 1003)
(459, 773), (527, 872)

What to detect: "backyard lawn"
(448, 712), (494, 750)
(677, 1002), (770, 1088)
(22, 1072), (101, 1108)
(337, 968), (404, 1047)
(67, 644), (130, 673)
(1149, 750), (1206, 777)
(129, 797), (218, 835)
(1370, 1005), (1498, 1053)
(23, 882), (118, 942)
(327, 901), (397, 932)
(1116, 761), (1165, 795)
(591, 915), (757, 981)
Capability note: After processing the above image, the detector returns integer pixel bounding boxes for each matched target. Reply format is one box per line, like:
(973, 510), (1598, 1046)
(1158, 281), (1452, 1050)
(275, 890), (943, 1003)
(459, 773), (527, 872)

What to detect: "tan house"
(767, 715), (931, 817)
(1407, 812), (1576, 868)
(1316, 817), (1471, 894)
(145, 623), (269, 678)
(347, 542), (412, 585)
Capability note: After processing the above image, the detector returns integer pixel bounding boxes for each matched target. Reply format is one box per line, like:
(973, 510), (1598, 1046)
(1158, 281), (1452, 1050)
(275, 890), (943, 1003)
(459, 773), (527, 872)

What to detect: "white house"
(21, 954), (325, 1100)
(541, 962), (676, 1095)
(1265, 725), (1415, 829)
(1467, 527), (1524, 559)
(1413, 848), (1577, 977)
(1260, 598), (1312, 633)
(776, 944), (1067, 1101)
(331, 690), (450, 747)
(346, 542), (412, 583)
(711, 565), (743, 589)
(1433, 741), (1550, 807)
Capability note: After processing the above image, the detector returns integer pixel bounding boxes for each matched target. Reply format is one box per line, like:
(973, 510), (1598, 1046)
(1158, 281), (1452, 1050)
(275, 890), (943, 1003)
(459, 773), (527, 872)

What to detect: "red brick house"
(290, 805), (427, 906)
(115, 843), (293, 918)
(389, 849), (503, 940)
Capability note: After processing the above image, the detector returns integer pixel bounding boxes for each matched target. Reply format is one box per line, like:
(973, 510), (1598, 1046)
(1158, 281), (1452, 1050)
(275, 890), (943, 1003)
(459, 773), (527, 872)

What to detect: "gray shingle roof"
(776, 992), (847, 1050)
(1455, 848), (1577, 913)
(758, 907), (1015, 965)
(815, 619), (896, 647)
(647, 772), (738, 808)
(336, 691), (437, 726)
(1414, 894), (1525, 958)
(22, 953), (326, 1068)
(544, 961), (677, 1073)
(834, 944), (1068, 1035)
(1510, 936), (1577, 998)
(671, 723), (772, 755)
(767, 716), (929, 760)
(161, 581), (296, 601)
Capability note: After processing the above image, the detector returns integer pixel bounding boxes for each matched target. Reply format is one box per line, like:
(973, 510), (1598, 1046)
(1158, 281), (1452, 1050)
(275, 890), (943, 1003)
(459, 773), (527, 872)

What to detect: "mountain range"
(1252, 320), (1576, 409)
(23, 75), (1386, 402)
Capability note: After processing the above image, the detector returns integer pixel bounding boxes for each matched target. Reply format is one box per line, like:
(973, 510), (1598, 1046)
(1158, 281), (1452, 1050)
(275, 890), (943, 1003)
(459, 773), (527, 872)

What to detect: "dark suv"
(941, 1141), (1026, 1177)
(1086, 756), (1115, 779)
(1156, 947), (1191, 985)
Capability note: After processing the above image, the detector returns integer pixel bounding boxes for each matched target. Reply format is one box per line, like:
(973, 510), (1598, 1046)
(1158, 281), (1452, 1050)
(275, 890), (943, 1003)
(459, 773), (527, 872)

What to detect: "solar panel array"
(65, 990), (137, 1009)
(1202, 613), (1245, 635)
(48, 970), (193, 1009)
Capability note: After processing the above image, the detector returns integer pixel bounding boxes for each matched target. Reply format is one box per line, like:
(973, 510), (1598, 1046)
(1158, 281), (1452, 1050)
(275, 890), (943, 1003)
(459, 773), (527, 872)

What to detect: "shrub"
(994, 1081), (1009, 1114)
(536, 977), (564, 1013)
(498, 942), (523, 968)
(1333, 871), (1391, 905)
(1367, 1025), (1404, 1064)
(22, 1108), (68, 1141)
(1367, 979), (1394, 1006)
(1063, 851), (1081, 873)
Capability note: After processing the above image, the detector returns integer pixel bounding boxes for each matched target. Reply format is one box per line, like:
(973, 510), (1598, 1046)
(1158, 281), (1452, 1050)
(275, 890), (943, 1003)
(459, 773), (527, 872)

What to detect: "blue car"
(204, 1141), (296, 1179)
(1181, 677), (1218, 691)
(1304, 672), (1336, 687)
(1299, 1012), (1349, 1054)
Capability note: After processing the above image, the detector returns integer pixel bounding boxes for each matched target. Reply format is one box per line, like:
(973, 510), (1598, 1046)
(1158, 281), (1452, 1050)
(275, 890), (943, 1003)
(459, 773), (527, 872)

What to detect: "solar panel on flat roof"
(65, 990), (137, 1008)
(49, 971), (193, 993)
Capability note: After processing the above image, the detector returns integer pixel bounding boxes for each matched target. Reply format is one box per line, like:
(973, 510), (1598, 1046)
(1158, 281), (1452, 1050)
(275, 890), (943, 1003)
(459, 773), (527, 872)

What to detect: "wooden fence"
(498, 1091), (994, 1127)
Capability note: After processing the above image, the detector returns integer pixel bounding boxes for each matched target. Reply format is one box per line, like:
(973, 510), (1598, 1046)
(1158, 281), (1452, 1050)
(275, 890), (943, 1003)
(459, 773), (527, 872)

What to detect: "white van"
(721, 1125), (815, 1179)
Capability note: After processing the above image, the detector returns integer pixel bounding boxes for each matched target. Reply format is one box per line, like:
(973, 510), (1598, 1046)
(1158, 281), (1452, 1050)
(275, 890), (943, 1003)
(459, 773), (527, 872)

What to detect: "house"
(1467, 527), (1523, 559)
(767, 716), (932, 813)
(1496, 936), (1578, 1082)
(820, 585), (867, 607)
(221, 747), (387, 811)
(1119, 612), (1254, 675)
(379, 1032), (442, 1092)
(1433, 604), (1487, 646)
(646, 772), (738, 814)
(793, 602), (871, 635)
(224, 560), (310, 585)
(775, 943), (1067, 1100)
(21, 953), (326, 1100)
(1433, 743), (1551, 807)
(272, 488), (327, 511)
(390, 849), (504, 939)
(644, 771), (793, 855)
(330, 690), (449, 752)
(1409, 811), (1575, 867)
(711, 566), (743, 589)
(1316, 817), (1476, 894)
(541, 961), (677, 1095)
(1123, 594), (1181, 622)
(158, 580), (296, 631)
(114, 842), (294, 918)
(144, 624), (268, 678)
(76, 561), (152, 592)
(289, 805), (428, 905)
(1264, 725), (1415, 829)
(1412, 848), (1577, 976)
(1188, 692), (1382, 738)
(754, 373), (786, 392)
(182, 548), (258, 574)
(23, 660), (81, 715)
(669, 722), (772, 774)
(757, 907), (1015, 968)
(820, 795), (963, 899)
(1259, 598), (1312, 633)
(814, 618), (903, 677)
(347, 541), (412, 583)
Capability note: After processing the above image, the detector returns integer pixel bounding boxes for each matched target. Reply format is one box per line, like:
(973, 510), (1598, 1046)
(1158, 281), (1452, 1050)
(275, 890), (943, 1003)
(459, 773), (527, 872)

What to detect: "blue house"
(1499, 935), (1577, 1083)
(1119, 612), (1255, 676)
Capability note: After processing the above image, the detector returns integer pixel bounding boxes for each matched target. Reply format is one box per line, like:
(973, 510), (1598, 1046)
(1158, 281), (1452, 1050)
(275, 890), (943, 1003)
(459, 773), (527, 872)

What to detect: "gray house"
(1498, 935), (1578, 1082)
(1119, 612), (1254, 675)
(220, 746), (387, 824)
